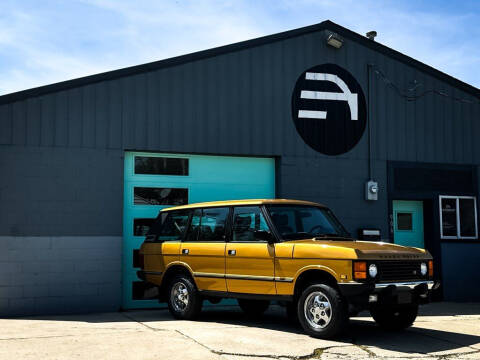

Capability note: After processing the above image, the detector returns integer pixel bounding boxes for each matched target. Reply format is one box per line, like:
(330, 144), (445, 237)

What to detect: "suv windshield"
(266, 205), (351, 240)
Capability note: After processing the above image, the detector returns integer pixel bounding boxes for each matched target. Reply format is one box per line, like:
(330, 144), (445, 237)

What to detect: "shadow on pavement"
(5, 303), (480, 356)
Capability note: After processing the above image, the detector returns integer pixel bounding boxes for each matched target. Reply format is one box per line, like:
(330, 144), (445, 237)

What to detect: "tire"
(166, 274), (203, 320)
(297, 284), (348, 339)
(370, 304), (418, 330)
(237, 299), (270, 317)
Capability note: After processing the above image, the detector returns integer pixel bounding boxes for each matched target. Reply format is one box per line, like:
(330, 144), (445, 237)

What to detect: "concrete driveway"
(1, 302), (480, 360)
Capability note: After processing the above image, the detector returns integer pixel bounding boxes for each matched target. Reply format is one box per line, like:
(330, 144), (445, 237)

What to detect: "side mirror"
(255, 230), (275, 244)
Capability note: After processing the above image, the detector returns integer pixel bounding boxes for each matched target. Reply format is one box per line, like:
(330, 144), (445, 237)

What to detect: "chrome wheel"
(171, 282), (189, 312)
(304, 291), (332, 329)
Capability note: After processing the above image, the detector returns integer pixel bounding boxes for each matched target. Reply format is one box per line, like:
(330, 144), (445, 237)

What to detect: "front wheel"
(370, 304), (418, 330)
(166, 275), (203, 320)
(297, 284), (348, 339)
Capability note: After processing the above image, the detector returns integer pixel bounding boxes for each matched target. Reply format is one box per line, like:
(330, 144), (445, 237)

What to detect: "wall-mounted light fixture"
(326, 33), (344, 49)
(366, 31), (377, 41)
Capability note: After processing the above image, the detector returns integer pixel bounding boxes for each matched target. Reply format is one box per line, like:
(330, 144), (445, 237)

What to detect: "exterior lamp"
(326, 33), (343, 49)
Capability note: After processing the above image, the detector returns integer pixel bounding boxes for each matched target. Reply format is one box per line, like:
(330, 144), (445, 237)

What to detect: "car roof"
(163, 199), (326, 211)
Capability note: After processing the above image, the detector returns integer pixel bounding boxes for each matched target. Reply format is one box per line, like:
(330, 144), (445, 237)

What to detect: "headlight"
(368, 264), (378, 278)
(420, 262), (428, 276)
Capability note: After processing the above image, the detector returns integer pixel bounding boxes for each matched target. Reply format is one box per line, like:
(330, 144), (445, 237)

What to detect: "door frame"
(392, 200), (424, 248)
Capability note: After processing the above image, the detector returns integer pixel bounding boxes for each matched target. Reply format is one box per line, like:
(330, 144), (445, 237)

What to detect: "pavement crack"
(120, 312), (168, 332)
(174, 329), (345, 360)
(0, 331), (144, 342)
(354, 345), (376, 357)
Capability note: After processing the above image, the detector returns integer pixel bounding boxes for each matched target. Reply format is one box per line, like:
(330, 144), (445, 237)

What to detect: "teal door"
(123, 152), (275, 309)
(393, 200), (424, 248)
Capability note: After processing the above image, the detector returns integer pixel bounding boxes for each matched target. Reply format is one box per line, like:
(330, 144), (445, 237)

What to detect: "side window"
(232, 206), (270, 242)
(199, 207), (229, 242)
(185, 209), (202, 242)
(155, 210), (190, 241)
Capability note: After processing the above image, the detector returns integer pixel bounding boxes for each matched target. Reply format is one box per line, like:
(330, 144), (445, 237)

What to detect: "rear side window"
(199, 207), (229, 242)
(184, 207), (230, 242)
(151, 210), (190, 241)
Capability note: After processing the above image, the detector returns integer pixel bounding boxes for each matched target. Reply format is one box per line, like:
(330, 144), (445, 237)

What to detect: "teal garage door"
(123, 152), (276, 309)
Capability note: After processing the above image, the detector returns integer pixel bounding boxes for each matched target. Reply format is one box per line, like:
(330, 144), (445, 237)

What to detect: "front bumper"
(338, 280), (439, 306)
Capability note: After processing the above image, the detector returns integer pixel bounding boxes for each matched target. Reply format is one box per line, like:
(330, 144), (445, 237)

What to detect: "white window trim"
(439, 195), (478, 240)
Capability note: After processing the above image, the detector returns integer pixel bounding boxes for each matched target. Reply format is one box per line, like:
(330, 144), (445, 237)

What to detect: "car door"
(225, 206), (276, 295)
(180, 207), (228, 292)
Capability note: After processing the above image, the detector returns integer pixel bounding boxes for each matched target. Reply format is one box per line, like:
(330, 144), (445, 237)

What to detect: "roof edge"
(0, 21), (329, 105)
(0, 20), (478, 105)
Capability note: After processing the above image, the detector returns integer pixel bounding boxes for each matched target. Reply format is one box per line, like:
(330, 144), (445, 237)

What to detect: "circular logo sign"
(291, 64), (367, 155)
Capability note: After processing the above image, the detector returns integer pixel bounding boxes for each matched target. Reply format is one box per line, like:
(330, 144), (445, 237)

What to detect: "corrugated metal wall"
(1, 30), (478, 161)
(1, 28), (479, 237)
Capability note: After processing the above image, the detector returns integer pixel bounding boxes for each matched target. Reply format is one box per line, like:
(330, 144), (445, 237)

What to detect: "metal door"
(393, 200), (424, 248)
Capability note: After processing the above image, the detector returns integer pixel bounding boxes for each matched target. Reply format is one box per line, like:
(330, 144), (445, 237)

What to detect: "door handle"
(228, 249), (236, 256)
(182, 249), (189, 255)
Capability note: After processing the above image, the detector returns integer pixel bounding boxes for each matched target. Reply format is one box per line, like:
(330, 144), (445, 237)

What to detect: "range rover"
(137, 199), (436, 338)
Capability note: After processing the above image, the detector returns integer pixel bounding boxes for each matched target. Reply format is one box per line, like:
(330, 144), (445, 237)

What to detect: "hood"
(291, 239), (431, 260)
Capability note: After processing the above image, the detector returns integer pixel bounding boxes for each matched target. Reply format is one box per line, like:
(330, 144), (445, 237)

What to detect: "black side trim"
(199, 290), (293, 302)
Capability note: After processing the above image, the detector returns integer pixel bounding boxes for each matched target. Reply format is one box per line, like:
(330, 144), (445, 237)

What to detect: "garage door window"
(134, 156), (189, 175)
(134, 187), (188, 205)
(440, 196), (478, 239)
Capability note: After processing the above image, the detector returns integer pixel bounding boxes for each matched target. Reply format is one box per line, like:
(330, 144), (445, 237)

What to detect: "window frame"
(439, 195), (478, 240)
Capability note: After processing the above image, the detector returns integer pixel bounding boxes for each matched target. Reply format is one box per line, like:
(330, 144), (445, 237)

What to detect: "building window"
(134, 156), (189, 176)
(134, 187), (188, 205)
(439, 196), (478, 239)
(396, 212), (413, 231)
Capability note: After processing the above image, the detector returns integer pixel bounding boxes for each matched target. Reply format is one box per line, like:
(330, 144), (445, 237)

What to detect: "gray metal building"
(1, 20), (479, 316)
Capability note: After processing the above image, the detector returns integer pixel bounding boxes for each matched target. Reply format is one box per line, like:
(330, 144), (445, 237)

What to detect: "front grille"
(377, 261), (425, 282)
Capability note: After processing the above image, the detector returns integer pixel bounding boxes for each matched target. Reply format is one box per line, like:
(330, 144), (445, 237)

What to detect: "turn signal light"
(428, 260), (433, 277)
(354, 261), (367, 280)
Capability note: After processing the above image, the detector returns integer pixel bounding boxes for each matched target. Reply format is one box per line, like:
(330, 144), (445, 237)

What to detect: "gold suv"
(138, 199), (435, 338)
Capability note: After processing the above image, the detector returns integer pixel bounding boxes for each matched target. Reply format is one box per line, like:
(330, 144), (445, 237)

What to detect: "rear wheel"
(166, 275), (203, 320)
(297, 284), (348, 339)
(370, 304), (418, 330)
(237, 299), (270, 317)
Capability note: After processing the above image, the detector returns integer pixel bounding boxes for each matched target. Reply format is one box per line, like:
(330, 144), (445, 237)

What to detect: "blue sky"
(0, 0), (479, 95)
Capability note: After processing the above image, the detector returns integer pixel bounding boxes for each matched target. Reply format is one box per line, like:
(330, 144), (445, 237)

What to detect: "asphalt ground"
(1, 302), (480, 359)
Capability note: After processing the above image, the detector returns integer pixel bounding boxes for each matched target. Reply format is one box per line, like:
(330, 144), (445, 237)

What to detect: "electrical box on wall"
(365, 180), (378, 201)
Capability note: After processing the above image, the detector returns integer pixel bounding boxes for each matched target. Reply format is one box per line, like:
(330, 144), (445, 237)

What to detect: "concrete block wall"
(0, 236), (122, 316)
